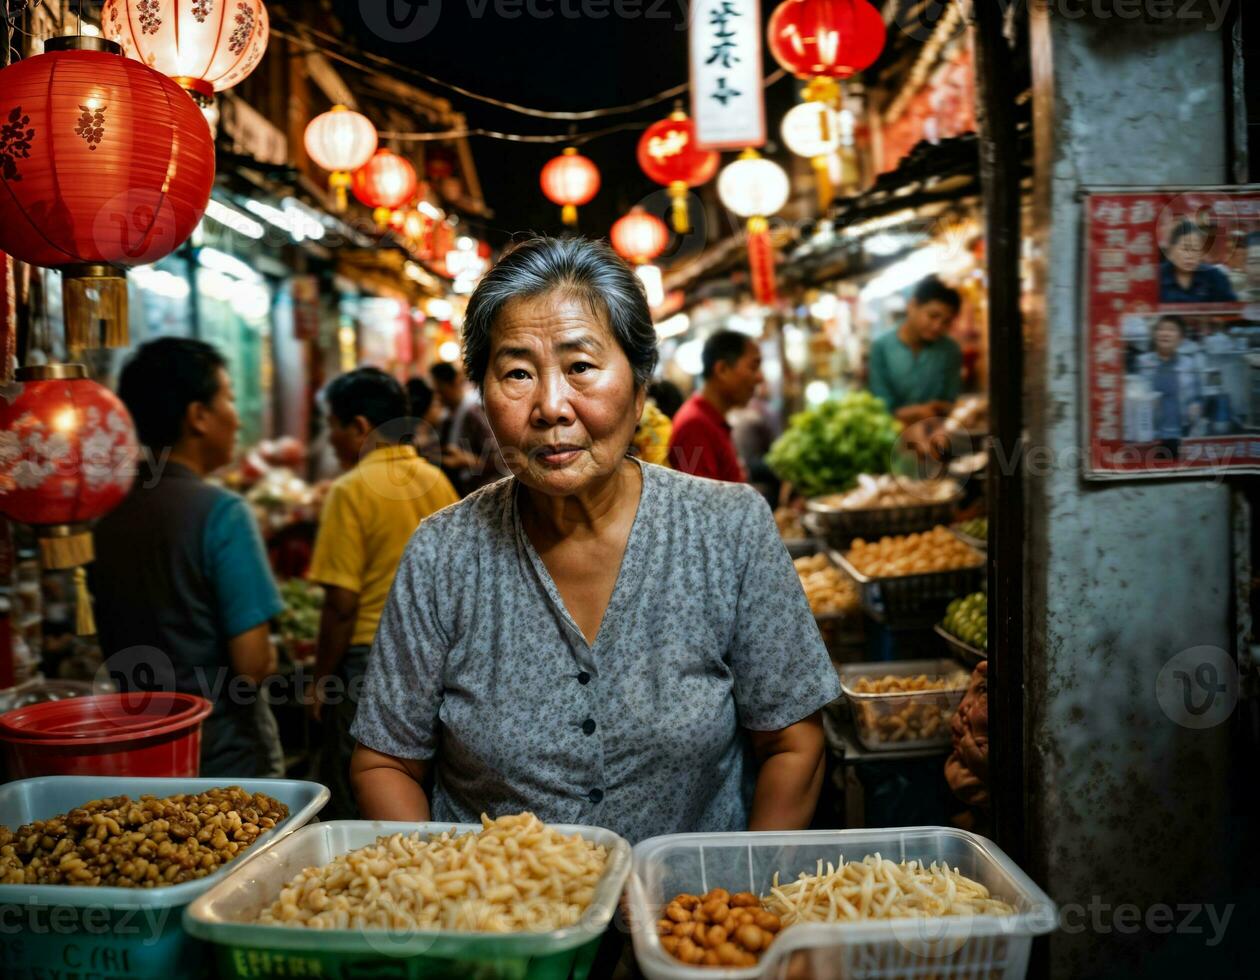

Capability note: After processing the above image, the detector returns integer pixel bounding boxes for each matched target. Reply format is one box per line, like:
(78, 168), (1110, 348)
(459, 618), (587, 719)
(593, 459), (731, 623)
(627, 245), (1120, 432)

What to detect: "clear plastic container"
(837, 659), (971, 752)
(0, 775), (329, 980)
(629, 827), (1057, 980)
(183, 819), (632, 980)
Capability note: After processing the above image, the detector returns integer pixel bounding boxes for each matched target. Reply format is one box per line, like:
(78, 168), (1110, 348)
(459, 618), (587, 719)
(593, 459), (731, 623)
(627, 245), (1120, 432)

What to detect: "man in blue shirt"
(92, 339), (285, 777)
(1159, 219), (1238, 304)
(867, 275), (964, 426)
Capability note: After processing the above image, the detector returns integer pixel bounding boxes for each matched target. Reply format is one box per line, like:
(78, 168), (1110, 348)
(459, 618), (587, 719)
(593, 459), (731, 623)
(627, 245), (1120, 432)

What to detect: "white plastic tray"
(629, 827), (1056, 980)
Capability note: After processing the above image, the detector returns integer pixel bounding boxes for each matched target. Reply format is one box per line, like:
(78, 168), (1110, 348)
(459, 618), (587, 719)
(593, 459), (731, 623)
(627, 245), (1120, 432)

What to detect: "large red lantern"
(0, 37), (214, 350)
(610, 209), (669, 266)
(102, 0), (270, 108)
(352, 149), (419, 226)
(768, 0), (886, 81)
(540, 147), (600, 227)
(636, 111), (720, 234)
(0, 364), (139, 632)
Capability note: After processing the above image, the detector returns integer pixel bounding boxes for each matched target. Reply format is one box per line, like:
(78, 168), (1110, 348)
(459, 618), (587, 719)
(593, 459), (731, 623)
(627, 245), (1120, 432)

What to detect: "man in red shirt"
(669, 330), (765, 481)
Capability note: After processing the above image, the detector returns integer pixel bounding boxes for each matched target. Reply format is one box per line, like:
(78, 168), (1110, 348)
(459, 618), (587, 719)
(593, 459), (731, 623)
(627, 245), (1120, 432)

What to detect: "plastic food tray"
(183, 819), (632, 980)
(831, 548), (985, 624)
(934, 623), (987, 666)
(837, 659), (970, 752)
(0, 776), (329, 980)
(782, 536), (821, 560)
(629, 826), (1056, 980)
(804, 490), (962, 550)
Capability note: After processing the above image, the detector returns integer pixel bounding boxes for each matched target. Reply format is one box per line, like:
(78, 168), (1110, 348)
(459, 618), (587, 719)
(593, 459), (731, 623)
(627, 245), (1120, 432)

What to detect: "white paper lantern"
(304, 105), (378, 208)
(636, 263), (664, 308)
(781, 102), (841, 159)
(717, 151), (790, 219)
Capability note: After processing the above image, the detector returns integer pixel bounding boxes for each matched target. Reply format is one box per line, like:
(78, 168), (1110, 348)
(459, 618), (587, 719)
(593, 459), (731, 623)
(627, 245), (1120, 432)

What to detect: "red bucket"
(0, 692), (213, 778)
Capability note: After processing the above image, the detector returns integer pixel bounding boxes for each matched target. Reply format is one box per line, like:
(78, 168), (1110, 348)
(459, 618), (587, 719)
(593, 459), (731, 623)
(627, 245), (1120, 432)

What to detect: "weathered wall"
(1025, 12), (1234, 979)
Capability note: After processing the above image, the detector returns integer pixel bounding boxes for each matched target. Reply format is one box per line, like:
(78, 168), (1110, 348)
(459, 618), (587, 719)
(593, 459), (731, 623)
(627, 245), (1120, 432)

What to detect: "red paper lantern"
(540, 147), (600, 226)
(636, 111), (719, 234)
(610, 209), (669, 265)
(0, 37), (214, 350)
(0, 364), (138, 568)
(768, 0), (886, 80)
(352, 149), (418, 226)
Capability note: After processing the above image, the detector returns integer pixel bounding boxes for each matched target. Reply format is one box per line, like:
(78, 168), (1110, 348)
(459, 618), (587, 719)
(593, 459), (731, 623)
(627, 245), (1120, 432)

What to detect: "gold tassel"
(373, 206), (392, 227)
(812, 155), (835, 211)
(669, 182), (690, 234)
(331, 172), (351, 212)
(63, 265), (128, 351)
(561, 203), (578, 226)
(39, 526), (94, 570)
(74, 566), (97, 637)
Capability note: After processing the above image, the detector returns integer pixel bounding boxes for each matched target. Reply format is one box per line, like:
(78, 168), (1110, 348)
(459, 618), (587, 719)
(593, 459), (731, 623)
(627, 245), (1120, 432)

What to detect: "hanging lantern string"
(271, 23), (786, 122)
(377, 120), (651, 146)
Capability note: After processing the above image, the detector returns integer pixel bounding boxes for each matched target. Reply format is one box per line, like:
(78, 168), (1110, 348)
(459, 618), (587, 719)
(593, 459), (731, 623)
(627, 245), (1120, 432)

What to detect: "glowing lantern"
(102, 0), (269, 113)
(304, 105), (378, 210)
(637, 110), (719, 233)
(768, 0), (886, 81)
(0, 37), (215, 350)
(352, 149), (418, 226)
(0, 364), (139, 633)
(540, 147), (600, 226)
(718, 150), (790, 306)
(781, 101), (842, 209)
(636, 264), (665, 309)
(610, 209), (669, 265)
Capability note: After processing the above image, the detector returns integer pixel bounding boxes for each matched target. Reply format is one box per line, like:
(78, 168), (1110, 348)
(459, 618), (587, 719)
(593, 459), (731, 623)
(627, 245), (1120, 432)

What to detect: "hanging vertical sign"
(689, 0), (765, 151)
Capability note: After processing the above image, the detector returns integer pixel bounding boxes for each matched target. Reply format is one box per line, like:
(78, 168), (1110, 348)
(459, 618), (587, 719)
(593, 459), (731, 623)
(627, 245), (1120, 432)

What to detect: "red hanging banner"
(747, 224), (778, 306)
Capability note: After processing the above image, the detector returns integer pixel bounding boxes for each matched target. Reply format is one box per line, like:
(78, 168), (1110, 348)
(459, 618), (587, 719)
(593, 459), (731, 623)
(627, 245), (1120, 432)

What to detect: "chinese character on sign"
(1128, 232), (1153, 254)
(1097, 271), (1131, 294)
(1105, 229), (1129, 249)
(1130, 263), (1156, 282)
(707, 1), (742, 69)
(1098, 250), (1126, 269)
(711, 77), (742, 105)
(1095, 201), (1127, 225)
(1128, 200), (1157, 224)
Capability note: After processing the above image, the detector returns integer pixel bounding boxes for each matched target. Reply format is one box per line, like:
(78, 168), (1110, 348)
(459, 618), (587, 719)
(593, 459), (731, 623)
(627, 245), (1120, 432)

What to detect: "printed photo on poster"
(1082, 186), (1260, 479)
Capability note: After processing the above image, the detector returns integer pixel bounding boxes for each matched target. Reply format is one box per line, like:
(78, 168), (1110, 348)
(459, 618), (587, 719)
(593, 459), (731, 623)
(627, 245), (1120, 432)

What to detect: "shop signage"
(689, 0), (765, 150)
(291, 276), (320, 341)
(1082, 185), (1260, 479)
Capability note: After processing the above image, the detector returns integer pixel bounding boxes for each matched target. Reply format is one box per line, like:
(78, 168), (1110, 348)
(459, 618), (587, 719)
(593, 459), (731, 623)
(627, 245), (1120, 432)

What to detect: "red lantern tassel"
(747, 219), (777, 306)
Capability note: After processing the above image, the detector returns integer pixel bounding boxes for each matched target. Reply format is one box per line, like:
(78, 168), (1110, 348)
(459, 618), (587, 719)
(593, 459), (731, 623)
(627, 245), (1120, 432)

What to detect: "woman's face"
(1170, 231), (1206, 274)
(483, 290), (645, 496)
(1153, 321), (1182, 357)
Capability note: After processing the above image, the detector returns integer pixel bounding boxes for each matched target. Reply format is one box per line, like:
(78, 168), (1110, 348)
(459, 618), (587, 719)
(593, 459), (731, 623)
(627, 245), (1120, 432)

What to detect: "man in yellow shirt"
(307, 367), (458, 817)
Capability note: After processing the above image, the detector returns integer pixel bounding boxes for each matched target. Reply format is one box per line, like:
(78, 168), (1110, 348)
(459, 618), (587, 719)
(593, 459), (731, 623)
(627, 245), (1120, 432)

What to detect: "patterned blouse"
(351, 458), (841, 844)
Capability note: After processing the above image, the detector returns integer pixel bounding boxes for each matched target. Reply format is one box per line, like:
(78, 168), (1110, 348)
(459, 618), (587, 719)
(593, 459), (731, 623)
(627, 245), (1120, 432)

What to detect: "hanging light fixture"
(304, 105), (379, 210)
(767, 0), (886, 85)
(781, 101), (842, 210)
(102, 0), (269, 126)
(610, 208), (669, 266)
(0, 36), (215, 350)
(717, 149), (790, 306)
(351, 149), (418, 226)
(540, 147), (600, 227)
(637, 110), (720, 234)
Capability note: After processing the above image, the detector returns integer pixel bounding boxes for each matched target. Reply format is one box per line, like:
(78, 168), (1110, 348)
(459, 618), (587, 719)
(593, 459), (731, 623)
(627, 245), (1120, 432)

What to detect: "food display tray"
(782, 536), (822, 560)
(830, 549), (985, 625)
(0, 776), (329, 980)
(949, 525), (987, 553)
(934, 623), (987, 666)
(803, 491), (962, 550)
(836, 659), (969, 753)
(183, 819), (632, 980)
(629, 826), (1056, 980)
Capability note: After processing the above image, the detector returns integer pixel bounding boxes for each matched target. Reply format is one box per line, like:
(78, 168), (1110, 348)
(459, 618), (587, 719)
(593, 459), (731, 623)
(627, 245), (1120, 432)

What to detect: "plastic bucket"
(0, 692), (213, 777)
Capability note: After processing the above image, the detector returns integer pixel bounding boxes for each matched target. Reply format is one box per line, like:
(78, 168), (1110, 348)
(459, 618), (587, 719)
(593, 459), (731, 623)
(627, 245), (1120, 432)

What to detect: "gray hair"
(461, 236), (659, 390)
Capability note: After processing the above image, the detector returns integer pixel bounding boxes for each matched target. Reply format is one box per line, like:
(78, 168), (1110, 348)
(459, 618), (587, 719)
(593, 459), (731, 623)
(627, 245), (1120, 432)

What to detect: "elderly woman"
(350, 237), (840, 843)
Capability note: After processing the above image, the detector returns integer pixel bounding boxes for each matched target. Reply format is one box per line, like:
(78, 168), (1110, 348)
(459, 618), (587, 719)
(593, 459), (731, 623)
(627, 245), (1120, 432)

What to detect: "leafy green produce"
(766, 392), (901, 498)
(276, 578), (324, 646)
(943, 591), (987, 652)
(955, 517), (987, 541)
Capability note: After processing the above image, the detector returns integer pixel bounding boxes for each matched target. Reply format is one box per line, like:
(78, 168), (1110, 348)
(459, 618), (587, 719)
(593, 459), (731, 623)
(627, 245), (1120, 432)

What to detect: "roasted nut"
(676, 894), (701, 910)
(705, 925), (728, 948)
(660, 935), (680, 955)
(716, 941), (744, 966)
(754, 910), (782, 932)
(703, 950), (720, 966)
(735, 924), (765, 951)
(665, 902), (690, 923)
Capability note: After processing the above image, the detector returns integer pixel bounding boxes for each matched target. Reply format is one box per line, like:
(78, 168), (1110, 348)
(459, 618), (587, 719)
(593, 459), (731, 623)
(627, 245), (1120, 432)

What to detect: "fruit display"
(845, 526), (984, 578)
(766, 392), (900, 498)
(811, 474), (957, 511)
(658, 888), (782, 968)
(794, 554), (860, 616)
(953, 517), (988, 542)
(276, 578), (323, 654)
(944, 591), (988, 651)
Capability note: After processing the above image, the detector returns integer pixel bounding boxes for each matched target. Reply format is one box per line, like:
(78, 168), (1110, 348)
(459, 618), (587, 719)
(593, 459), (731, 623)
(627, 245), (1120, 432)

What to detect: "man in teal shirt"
(868, 275), (963, 425)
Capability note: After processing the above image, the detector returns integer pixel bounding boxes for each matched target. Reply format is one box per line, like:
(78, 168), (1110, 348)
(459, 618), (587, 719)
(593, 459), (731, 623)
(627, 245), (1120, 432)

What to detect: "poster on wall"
(1082, 185), (1260, 480)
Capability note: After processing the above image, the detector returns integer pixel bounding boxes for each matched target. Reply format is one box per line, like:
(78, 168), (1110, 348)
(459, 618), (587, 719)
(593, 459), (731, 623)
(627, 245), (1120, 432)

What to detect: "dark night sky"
(328, 0), (798, 248)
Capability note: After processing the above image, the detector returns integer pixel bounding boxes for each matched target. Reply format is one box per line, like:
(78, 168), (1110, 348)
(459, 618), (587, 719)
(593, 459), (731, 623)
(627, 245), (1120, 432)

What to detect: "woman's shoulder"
(646, 463), (769, 525)
(405, 477), (515, 554)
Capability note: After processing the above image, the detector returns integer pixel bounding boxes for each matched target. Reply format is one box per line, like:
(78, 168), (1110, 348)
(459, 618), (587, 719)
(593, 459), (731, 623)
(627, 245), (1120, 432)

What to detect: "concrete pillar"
(1026, 10), (1234, 978)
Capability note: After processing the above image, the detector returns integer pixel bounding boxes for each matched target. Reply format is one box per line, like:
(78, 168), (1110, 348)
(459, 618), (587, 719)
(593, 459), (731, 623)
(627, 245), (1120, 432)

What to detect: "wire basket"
(804, 492), (963, 550)
(831, 550), (985, 625)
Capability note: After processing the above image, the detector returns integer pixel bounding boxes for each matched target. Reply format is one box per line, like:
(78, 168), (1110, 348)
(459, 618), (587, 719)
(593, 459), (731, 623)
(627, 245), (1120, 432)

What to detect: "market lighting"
(426, 298), (453, 321)
(304, 105), (379, 210)
(727, 312), (764, 337)
(655, 312), (690, 339)
(438, 340), (462, 363)
(809, 292), (839, 320)
(864, 231), (924, 257)
(198, 247), (261, 282)
(243, 199), (325, 243)
(781, 102), (841, 210)
(130, 265), (191, 300)
(418, 201), (445, 221)
(859, 245), (947, 304)
(805, 380), (832, 406)
(636, 264), (665, 309)
(204, 200), (265, 240)
(674, 338), (705, 377)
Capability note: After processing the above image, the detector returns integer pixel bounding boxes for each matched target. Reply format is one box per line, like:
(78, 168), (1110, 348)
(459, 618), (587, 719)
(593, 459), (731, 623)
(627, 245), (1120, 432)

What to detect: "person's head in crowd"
(702, 330), (764, 411)
(905, 275), (962, 344)
(1151, 315), (1187, 360)
(648, 379), (685, 419)
(1167, 219), (1213, 276)
(430, 360), (466, 411)
(118, 337), (237, 473)
(406, 377), (443, 428)
(323, 367), (410, 470)
(461, 235), (657, 496)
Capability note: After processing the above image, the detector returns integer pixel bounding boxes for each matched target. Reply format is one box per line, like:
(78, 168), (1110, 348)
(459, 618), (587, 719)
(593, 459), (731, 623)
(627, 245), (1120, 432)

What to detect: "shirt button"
(588, 788), (604, 804)
(581, 718), (596, 736)
(577, 672), (591, 685)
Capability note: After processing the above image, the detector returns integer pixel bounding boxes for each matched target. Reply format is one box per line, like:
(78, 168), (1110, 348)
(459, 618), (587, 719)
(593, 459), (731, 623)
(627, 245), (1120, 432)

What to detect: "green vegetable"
(944, 591), (987, 651)
(766, 392), (901, 498)
(276, 578), (324, 645)
(955, 517), (988, 541)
